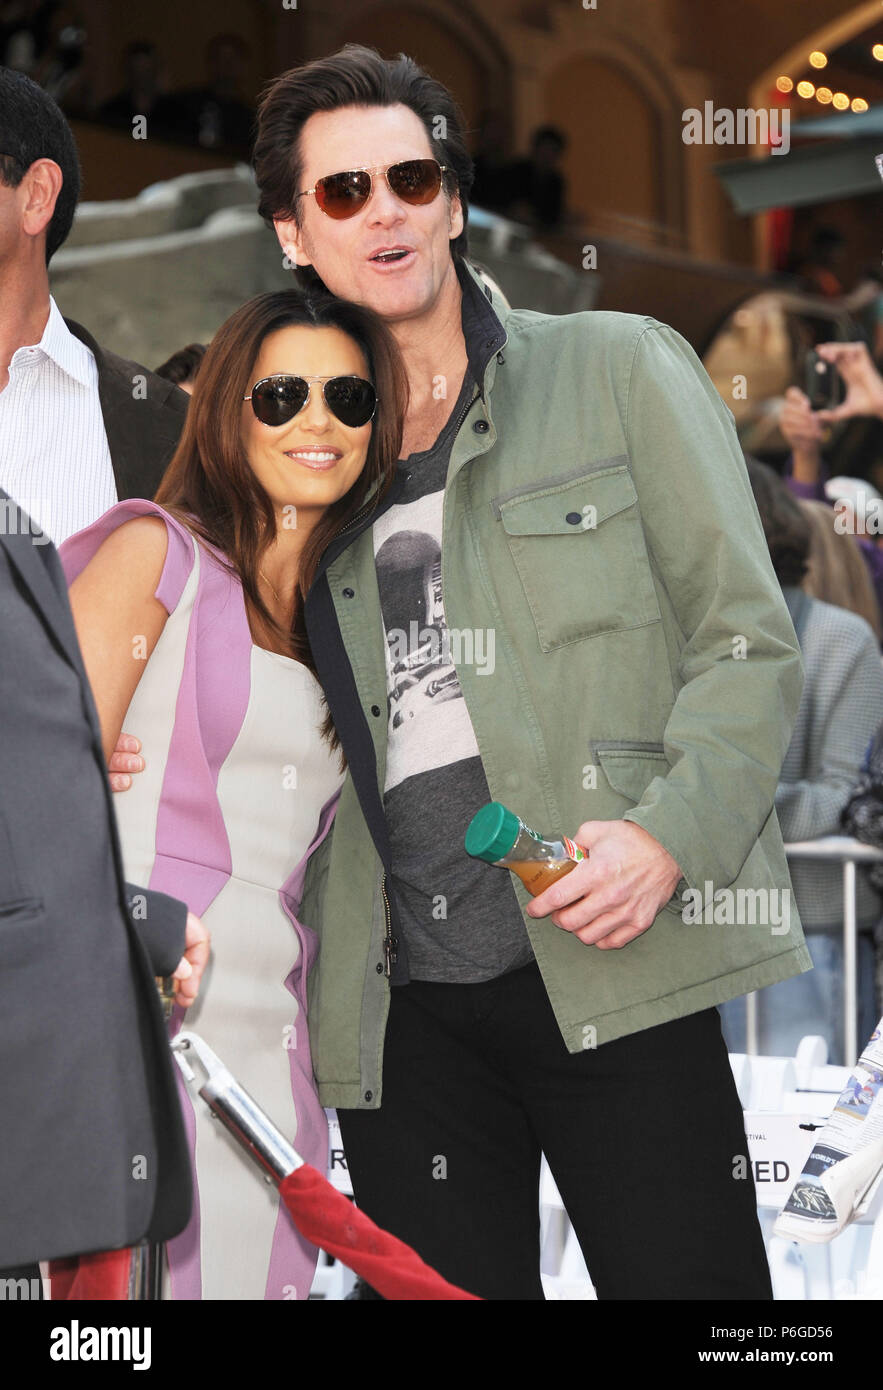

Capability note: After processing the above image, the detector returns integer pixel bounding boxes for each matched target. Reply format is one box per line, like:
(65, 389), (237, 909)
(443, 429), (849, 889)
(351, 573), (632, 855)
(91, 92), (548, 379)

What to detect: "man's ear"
(274, 216), (311, 269)
(21, 158), (63, 243)
(449, 192), (464, 245)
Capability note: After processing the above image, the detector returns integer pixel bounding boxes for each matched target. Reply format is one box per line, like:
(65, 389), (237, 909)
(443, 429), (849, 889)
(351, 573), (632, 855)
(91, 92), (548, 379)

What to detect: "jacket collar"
(456, 258), (508, 403)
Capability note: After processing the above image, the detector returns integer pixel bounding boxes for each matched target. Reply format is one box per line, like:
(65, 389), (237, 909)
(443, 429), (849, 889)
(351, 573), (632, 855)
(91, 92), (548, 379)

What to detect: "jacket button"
(565, 512), (582, 525)
(371, 704), (381, 717)
(342, 587), (355, 598)
(364, 1090), (373, 1102)
(473, 419), (489, 434)
(376, 962), (384, 974)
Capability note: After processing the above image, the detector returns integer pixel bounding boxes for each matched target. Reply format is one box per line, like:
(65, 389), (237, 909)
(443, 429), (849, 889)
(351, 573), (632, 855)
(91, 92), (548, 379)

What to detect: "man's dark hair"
(253, 43), (474, 293)
(0, 67), (81, 264)
(743, 454), (811, 586)
(154, 342), (207, 387)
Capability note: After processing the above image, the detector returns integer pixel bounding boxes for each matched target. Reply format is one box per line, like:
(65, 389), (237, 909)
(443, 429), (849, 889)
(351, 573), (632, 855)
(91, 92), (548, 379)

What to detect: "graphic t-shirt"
(373, 369), (535, 982)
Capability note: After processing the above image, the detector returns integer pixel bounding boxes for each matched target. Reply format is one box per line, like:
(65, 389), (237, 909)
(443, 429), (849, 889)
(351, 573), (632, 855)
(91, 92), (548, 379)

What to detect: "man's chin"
(361, 279), (435, 323)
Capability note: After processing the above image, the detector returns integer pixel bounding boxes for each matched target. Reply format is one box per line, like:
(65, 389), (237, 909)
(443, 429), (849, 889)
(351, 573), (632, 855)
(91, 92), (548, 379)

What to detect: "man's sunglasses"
(295, 157), (451, 220)
(244, 374), (378, 428)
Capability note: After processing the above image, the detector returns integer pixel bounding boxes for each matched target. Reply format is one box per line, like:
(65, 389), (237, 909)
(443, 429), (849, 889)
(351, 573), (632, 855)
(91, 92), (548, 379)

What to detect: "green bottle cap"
(465, 801), (521, 863)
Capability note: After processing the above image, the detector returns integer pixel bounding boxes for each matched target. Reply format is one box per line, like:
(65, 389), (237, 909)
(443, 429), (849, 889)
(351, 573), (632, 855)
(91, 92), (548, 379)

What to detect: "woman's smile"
(283, 445), (344, 470)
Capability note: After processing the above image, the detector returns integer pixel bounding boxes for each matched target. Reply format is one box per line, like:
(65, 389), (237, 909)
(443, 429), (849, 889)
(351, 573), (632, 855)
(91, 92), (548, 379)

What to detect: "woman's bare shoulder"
(73, 514), (171, 594)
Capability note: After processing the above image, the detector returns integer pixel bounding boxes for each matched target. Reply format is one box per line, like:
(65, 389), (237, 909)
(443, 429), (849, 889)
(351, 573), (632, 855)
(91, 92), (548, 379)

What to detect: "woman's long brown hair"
(154, 289), (408, 752)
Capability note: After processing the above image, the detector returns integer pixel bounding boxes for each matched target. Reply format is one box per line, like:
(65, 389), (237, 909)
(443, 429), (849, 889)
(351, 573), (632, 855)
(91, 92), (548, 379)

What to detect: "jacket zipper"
(455, 384), (479, 434)
(334, 497), (376, 542)
(449, 341), (505, 440)
(381, 873), (397, 977)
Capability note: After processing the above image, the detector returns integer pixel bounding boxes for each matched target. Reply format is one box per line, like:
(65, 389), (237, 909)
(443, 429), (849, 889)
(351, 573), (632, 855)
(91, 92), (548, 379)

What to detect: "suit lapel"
(64, 318), (183, 501)
(64, 318), (136, 499)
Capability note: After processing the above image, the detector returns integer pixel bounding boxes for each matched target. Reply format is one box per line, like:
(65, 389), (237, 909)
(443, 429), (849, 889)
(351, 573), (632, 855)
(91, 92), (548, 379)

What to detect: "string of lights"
(774, 45), (883, 114)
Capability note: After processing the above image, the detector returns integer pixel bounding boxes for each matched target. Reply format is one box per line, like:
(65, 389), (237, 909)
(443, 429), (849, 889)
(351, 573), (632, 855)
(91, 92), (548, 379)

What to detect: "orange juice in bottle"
(465, 801), (587, 896)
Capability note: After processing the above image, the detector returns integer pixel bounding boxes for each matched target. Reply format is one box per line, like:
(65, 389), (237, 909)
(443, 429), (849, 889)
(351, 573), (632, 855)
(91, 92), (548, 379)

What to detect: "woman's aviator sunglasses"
(244, 374), (378, 428)
(295, 157), (450, 220)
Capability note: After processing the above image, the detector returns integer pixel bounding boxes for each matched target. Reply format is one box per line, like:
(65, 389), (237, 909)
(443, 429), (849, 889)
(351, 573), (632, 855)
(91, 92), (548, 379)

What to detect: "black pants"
(338, 962), (773, 1301)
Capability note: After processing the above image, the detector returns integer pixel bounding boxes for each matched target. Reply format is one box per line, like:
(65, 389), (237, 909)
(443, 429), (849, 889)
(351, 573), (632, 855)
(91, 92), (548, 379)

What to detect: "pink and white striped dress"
(61, 500), (343, 1300)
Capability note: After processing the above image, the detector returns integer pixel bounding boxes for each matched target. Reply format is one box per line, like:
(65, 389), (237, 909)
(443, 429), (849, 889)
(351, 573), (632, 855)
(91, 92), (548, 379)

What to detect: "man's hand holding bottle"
(466, 802), (682, 949)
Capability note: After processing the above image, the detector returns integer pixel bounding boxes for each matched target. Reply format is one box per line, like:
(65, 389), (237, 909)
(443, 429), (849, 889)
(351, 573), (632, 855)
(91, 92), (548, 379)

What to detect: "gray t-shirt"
(373, 369), (535, 982)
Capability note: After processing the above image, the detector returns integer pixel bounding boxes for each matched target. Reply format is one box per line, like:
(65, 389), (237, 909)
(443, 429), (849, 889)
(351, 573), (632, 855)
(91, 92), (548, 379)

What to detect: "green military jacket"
(300, 259), (811, 1110)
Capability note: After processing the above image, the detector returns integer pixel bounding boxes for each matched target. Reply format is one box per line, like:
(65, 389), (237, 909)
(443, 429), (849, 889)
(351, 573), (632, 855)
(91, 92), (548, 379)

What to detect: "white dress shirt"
(0, 295), (117, 545)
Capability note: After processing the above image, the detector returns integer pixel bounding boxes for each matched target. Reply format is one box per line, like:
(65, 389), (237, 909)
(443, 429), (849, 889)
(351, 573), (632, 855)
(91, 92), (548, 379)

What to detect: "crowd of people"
(718, 338), (883, 1064)
(0, 37), (878, 1305)
(0, 7), (255, 156)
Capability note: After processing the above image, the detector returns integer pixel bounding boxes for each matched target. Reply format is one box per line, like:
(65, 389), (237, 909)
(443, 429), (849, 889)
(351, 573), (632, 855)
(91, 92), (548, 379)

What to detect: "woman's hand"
(170, 912), (210, 1008)
(109, 732), (145, 792)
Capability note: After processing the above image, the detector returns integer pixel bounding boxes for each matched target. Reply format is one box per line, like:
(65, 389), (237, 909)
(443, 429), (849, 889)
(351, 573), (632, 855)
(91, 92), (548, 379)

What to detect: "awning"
(714, 107), (883, 214)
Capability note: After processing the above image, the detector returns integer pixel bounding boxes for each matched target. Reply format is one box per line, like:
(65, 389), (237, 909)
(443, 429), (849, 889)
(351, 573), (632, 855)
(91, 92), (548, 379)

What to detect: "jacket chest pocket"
(495, 465), (661, 652)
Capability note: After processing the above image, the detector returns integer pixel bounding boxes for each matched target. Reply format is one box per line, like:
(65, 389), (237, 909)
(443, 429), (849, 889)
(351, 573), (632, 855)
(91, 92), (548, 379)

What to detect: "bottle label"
(562, 836), (587, 863)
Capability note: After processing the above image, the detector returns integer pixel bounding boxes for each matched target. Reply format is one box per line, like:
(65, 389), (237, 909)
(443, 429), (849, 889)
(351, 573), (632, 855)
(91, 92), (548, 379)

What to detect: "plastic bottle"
(465, 801), (587, 897)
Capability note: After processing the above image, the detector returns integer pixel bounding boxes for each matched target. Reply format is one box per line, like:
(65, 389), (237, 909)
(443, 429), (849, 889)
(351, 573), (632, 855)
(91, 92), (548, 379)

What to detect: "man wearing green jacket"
(254, 44), (811, 1300)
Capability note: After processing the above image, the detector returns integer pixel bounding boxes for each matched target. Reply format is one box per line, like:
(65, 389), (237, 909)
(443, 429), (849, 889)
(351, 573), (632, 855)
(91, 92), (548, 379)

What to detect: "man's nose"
(366, 174), (406, 224)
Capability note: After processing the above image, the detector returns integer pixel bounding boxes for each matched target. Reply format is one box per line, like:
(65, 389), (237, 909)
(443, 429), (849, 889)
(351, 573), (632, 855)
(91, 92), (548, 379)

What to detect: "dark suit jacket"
(64, 318), (188, 502)
(0, 489), (192, 1266)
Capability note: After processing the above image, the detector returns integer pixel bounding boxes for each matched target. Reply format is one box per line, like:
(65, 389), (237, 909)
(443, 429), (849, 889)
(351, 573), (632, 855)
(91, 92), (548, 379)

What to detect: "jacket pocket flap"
(593, 744), (667, 800)
(498, 467), (637, 537)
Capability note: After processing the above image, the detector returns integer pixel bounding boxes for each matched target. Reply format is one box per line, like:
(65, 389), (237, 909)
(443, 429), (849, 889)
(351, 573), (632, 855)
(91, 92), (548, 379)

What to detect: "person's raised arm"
(780, 386), (827, 498)
(67, 516), (170, 768)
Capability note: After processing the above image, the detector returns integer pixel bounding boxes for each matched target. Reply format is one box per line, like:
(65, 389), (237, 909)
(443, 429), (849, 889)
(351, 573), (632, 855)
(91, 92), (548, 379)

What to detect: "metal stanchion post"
(782, 837), (883, 1071)
(745, 991), (759, 1055)
(843, 858), (858, 1069)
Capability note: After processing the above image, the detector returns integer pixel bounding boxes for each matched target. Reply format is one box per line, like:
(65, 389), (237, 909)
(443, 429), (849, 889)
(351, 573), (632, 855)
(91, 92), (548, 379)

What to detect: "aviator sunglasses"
(295, 157), (451, 220)
(244, 374), (378, 428)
